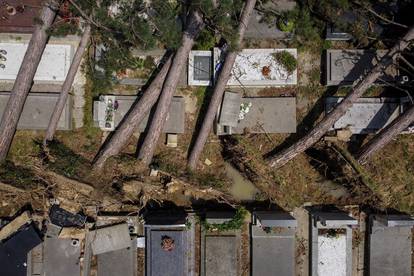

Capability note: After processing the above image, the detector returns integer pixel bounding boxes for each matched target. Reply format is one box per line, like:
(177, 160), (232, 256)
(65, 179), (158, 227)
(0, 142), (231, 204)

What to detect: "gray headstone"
(193, 55), (211, 81)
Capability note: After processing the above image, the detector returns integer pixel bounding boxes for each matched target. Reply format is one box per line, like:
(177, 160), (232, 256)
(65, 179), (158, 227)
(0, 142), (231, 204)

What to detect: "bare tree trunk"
(187, 0), (257, 170)
(0, 0), (60, 162)
(137, 11), (204, 165)
(357, 104), (414, 164)
(44, 24), (91, 145)
(92, 55), (173, 169)
(266, 26), (414, 169)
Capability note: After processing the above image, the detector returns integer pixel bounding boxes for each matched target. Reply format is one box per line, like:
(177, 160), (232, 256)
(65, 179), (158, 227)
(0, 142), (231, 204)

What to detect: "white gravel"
(317, 233), (347, 276)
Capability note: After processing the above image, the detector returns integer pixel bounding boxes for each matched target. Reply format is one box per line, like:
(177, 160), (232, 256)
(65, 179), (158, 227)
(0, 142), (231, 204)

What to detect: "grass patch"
(0, 162), (37, 188)
(201, 207), (247, 232)
(272, 51), (297, 74)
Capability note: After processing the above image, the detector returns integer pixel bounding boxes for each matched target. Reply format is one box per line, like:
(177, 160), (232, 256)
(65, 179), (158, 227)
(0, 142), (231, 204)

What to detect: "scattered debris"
(150, 168), (159, 177)
(87, 223), (131, 255)
(204, 158), (212, 166)
(59, 227), (86, 240)
(49, 205), (86, 228)
(336, 129), (353, 142)
(0, 211), (31, 241)
(45, 222), (62, 238)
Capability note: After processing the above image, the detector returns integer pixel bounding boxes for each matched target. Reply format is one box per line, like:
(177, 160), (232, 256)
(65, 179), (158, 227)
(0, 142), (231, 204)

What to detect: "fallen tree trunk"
(187, 0), (256, 170)
(357, 104), (414, 164)
(44, 24), (91, 145)
(137, 11), (204, 165)
(92, 55), (173, 169)
(266, 26), (414, 169)
(0, 0), (60, 162)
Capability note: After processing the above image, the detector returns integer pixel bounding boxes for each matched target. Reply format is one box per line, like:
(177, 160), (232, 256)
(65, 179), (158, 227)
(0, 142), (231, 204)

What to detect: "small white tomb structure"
(308, 207), (358, 276)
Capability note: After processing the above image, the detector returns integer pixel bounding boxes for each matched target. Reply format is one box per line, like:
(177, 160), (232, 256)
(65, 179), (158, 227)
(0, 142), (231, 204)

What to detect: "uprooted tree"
(187, 0), (257, 170)
(93, 0), (246, 168)
(92, 55), (172, 169)
(93, 2), (201, 169)
(137, 0), (249, 165)
(0, 0), (61, 163)
(44, 0), (167, 146)
(266, 25), (414, 169)
(357, 103), (414, 164)
(136, 10), (205, 165)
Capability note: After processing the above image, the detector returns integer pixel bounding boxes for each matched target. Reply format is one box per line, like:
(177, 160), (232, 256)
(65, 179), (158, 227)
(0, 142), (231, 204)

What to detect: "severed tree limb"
(0, 0), (61, 162)
(44, 23), (91, 145)
(355, 1), (408, 29)
(356, 104), (414, 164)
(187, 0), (257, 170)
(137, 11), (205, 165)
(266, 25), (414, 169)
(92, 55), (173, 169)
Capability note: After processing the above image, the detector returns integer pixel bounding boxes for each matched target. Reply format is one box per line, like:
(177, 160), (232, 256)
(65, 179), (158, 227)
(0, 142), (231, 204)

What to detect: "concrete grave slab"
(0, 42), (72, 82)
(87, 223), (131, 255)
(205, 236), (237, 276)
(146, 229), (187, 276)
(217, 95), (296, 135)
(251, 211), (296, 276)
(326, 97), (403, 134)
(0, 92), (72, 130)
(93, 95), (185, 133)
(245, 9), (294, 40)
(97, 239), (137, 276)
(43, 238), (81, 276)
(325, 50), (398, 86)
(218, 92), (242, 127)
(368, 214), (414, 276)
(251, 226), (295, 276)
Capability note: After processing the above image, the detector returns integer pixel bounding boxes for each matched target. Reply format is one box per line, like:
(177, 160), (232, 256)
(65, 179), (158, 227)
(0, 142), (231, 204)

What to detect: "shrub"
(272, 51), (297, 74)
(277, 17), (295, 33)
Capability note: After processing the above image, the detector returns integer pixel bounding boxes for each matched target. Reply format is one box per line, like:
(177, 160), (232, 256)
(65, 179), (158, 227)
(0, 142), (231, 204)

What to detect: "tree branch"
(67, 0), (111, 32)
(354, 1), (408, 29)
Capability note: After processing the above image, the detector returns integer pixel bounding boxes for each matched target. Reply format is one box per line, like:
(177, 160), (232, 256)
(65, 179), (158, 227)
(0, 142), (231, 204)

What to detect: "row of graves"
(0, 0), (412, 146)
(1, 204), (413, 276)
(1, 35), (411, 144)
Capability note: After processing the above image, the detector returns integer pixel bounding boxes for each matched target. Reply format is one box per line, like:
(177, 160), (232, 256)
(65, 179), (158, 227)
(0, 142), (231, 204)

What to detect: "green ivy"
(201, 207), (247, 232)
